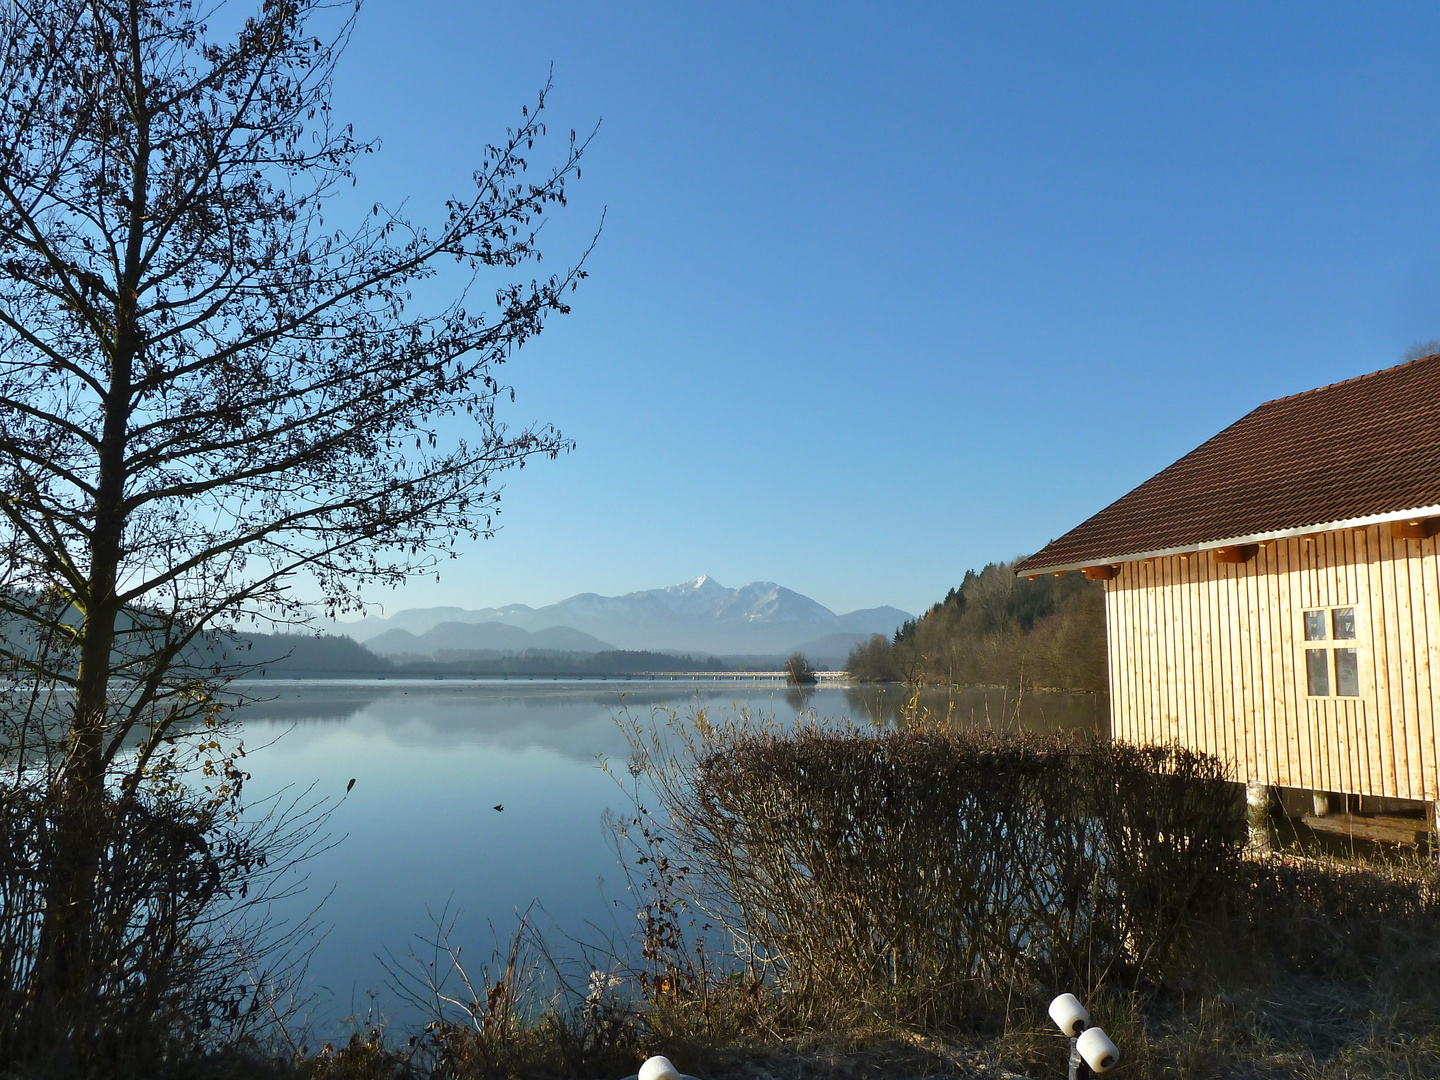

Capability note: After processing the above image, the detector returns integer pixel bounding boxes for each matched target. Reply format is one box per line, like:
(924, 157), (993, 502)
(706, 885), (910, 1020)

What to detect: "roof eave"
(1014, 503), (1440, 579)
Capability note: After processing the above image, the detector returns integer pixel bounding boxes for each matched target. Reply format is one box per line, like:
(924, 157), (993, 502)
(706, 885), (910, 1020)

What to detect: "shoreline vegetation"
(844, 561), (1106, 692)
(191, 705), (1440, 1079)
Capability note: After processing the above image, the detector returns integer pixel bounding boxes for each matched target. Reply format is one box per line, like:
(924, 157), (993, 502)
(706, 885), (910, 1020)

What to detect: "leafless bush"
(0, 763), (330, 1077)
(616, 705), (1243, 1032)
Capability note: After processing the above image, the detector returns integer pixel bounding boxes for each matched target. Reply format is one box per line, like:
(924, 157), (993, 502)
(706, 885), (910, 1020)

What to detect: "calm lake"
(233, 679), (1108, 1033)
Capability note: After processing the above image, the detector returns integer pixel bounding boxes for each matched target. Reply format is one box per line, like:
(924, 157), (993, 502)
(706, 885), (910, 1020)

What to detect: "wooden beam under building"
(1391, 518), (1440, 541)
(1213, 544), (1259, 564)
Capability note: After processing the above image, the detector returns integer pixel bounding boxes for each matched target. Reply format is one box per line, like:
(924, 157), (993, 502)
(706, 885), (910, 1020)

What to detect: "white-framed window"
(1302, 606), (1360, 697)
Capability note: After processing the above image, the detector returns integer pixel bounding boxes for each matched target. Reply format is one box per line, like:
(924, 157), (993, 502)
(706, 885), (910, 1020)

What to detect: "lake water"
(232, 679), (1108, 1033)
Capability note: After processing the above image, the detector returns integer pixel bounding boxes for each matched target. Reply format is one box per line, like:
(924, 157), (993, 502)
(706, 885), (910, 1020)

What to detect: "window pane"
(1306, 649), (1330, 696)
(1332, 607), (1356, 640)
(1304, 610), (1326, 641)
(1335, 649), (1359, 696)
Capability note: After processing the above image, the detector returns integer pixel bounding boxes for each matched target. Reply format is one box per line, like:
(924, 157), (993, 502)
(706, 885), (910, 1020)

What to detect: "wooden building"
(1016, 354), (1440, 834)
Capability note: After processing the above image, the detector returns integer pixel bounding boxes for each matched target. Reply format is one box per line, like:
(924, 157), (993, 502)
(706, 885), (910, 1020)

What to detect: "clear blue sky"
(322, 2), (1440, 618)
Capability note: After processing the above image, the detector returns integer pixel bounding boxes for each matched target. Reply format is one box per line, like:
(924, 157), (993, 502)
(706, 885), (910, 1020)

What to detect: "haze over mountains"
(329, 576), (910, 661)
(366, 623), (616, 660)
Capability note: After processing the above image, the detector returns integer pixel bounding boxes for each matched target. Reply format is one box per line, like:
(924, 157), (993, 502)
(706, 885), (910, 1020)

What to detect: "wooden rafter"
(1213, 544), (1259, 564)
(1390, 517), (1440, 541)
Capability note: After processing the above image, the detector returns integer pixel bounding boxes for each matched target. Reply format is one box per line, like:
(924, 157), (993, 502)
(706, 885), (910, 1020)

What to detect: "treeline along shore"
(845, 559), (1107, 690)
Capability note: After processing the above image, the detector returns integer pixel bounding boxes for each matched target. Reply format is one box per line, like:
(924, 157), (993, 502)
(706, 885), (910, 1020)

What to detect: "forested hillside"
(237, 633), (394, 676)
(845, 560), (1106, 690)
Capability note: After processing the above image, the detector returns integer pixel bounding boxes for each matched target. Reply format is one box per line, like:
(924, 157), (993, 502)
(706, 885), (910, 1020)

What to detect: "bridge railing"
(619, 670), (848, 681)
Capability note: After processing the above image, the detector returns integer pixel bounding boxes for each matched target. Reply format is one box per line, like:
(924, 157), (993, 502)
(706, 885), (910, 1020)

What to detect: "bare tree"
(0, 0), (593, 1065)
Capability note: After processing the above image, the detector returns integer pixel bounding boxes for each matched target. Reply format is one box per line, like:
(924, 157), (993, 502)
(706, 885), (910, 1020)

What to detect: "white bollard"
(1047, 992), (1090, 1038)
(638, 1057), (682, 1080)
(620, 1056), (703, 1080)
(1077, 1026), (1120, 1073)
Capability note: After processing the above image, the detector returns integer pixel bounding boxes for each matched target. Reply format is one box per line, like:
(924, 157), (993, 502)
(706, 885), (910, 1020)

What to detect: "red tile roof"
(1015, 353), (1440, 575)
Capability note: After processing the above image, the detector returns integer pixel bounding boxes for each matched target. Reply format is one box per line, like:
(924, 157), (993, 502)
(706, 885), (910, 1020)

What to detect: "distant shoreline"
(227, 673), (1104, 693)
(234, 670), (847, 682)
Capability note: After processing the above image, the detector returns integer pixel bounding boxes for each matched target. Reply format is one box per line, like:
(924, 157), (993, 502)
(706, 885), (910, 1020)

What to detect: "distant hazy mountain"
(330, 576), (910, 657)
(239, 633), (392, 675)
(365, 621), (615, 659)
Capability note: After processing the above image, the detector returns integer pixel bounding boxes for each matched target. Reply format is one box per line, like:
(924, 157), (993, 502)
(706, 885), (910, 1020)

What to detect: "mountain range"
(327, 576), (910, 660)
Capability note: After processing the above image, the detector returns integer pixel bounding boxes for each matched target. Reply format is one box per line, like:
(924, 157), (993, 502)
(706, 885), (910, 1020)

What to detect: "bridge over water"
(615, 670), (848, 682)
(472, 670), (851, 682)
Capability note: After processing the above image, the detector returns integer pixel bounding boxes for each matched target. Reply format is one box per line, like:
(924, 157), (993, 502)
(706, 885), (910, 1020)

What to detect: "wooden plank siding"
(1105, 525), (1440, 800)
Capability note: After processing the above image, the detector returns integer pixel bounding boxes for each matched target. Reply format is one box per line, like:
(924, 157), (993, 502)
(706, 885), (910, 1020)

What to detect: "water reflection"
(840, 685), (1110, 735)
(233, 678), (817, 763)
(232, 679), (1108, 1032)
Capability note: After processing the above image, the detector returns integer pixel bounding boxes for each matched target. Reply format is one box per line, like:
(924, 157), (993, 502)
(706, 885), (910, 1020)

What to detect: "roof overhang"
(1016, 503), (1440, 579)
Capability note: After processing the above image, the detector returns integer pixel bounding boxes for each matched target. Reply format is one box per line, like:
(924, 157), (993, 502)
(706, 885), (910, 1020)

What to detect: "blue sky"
(322, 2), (1440, 618)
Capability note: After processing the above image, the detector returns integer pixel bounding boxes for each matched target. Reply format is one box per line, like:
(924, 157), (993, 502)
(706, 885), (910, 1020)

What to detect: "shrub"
(626, 711), (1243, 1031)
(783, 653), (817, 686)
(843, 635), (901, 683)
(0, 773), (318, 1077)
